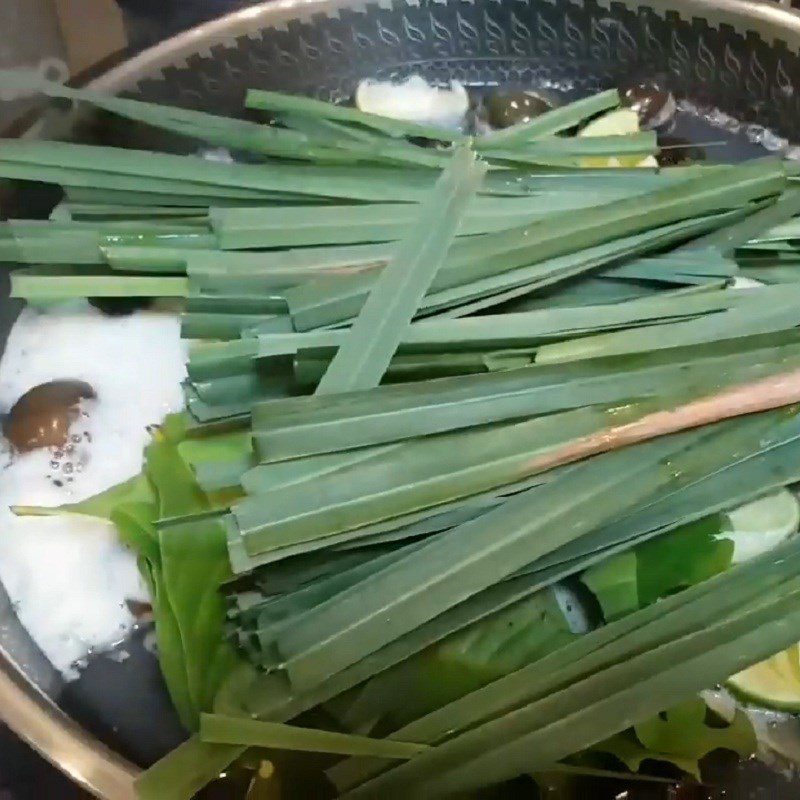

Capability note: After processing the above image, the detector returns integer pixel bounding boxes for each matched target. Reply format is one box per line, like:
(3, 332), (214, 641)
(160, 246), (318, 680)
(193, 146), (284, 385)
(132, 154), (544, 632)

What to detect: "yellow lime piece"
(581, 108), (640, 137)
(579, 108), (655, 169)
(727, 643), (800, 711)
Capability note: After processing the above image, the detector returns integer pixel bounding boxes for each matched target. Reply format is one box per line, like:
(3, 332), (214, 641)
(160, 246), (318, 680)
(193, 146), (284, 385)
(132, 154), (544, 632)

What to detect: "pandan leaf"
(316, 145), (485, 393)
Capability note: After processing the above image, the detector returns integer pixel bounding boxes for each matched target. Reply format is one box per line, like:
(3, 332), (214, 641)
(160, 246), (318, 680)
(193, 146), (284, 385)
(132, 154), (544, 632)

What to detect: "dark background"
(117, 0), (248, 52)
(0, 728), (91, 800)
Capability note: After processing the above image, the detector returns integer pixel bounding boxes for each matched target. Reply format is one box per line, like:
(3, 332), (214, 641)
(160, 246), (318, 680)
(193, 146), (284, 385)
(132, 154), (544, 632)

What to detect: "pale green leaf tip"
(11, 505), (64, 518)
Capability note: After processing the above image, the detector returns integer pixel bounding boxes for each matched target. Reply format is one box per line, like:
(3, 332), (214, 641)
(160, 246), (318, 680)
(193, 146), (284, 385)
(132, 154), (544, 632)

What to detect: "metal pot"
(2, 0), (800, 796)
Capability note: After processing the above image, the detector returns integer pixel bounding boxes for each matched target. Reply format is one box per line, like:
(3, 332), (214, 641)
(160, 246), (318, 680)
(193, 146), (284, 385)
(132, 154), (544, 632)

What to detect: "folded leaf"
(316, 145), (485, 394)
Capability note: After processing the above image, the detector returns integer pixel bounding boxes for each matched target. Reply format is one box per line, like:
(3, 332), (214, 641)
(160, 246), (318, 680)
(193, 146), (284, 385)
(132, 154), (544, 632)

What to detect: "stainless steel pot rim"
(90, 0), (800, 96)
(4, 0), (800, 797)
(0, 652), (138, 800)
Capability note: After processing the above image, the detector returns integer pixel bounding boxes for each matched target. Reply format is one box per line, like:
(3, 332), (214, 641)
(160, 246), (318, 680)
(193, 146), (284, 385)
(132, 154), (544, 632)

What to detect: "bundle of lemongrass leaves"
(7, 71), (800, 799)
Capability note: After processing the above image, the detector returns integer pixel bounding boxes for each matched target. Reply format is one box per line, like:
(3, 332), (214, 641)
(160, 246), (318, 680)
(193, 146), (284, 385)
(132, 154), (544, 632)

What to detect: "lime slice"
(578, 108), (655, 169)
(727, 644), (800, 711)
(581, 108), (641, 137)
(721, 489), (800, 564)
(724, 491), (800, 711)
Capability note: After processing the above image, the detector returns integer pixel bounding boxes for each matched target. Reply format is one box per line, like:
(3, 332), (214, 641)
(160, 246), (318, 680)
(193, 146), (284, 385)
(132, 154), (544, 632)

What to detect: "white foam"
(0, 303), (187, 678)
(356, 75), (469, 131)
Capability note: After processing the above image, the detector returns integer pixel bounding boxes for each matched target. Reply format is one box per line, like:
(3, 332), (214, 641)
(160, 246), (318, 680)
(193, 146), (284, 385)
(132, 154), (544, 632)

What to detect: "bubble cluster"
(45, 426), (92, 488)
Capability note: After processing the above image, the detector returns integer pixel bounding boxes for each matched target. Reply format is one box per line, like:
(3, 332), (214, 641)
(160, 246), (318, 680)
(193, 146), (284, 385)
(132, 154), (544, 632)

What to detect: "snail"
(620, 82), (677, 129)
(485, 91), (554, 129)
(3, 379), (96, 452)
